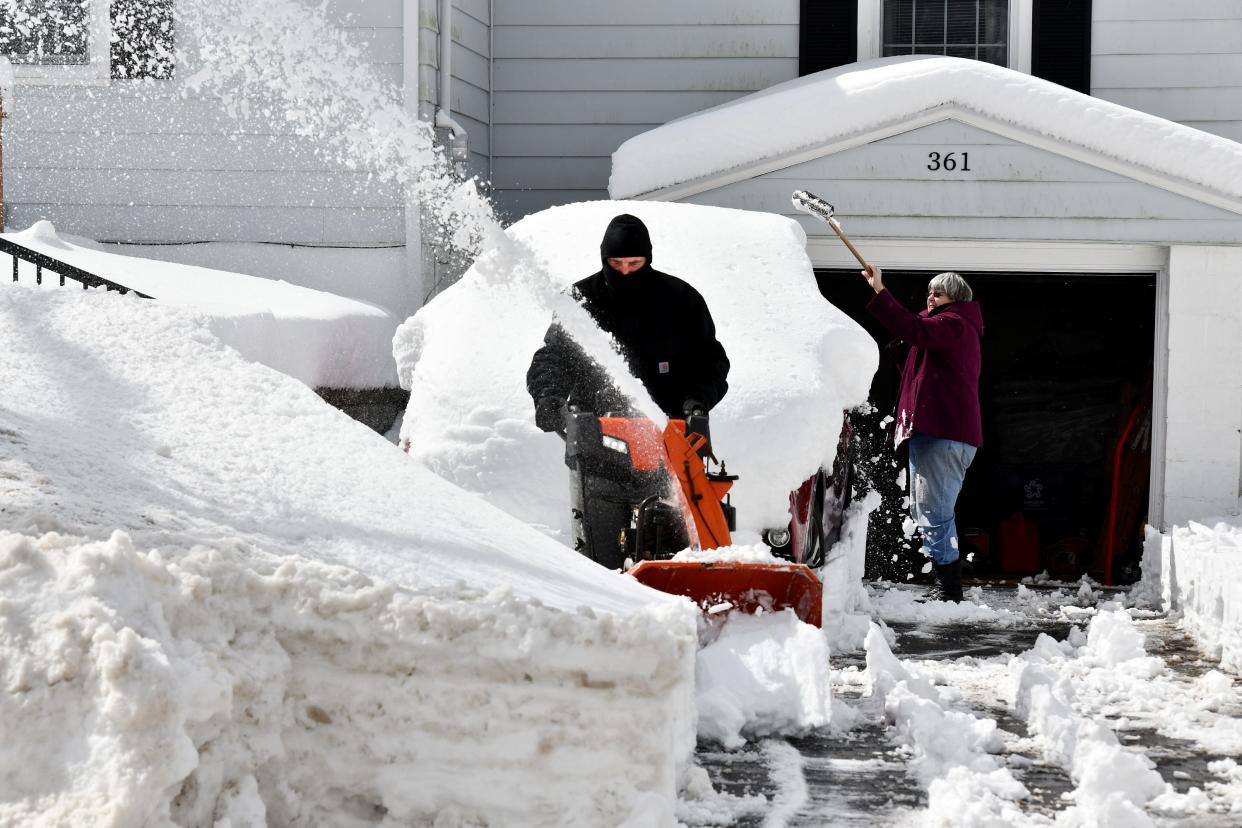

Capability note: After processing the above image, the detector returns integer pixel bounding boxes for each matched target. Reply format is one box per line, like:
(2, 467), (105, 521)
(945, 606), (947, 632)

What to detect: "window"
(800, 0), (1089, 90)
(0, 0), (173, 85)
(881, 0), (1010, 66)
(110, 0), (174, 80)
(0, 0), (90, 65)
(854, 0), (1033, 74)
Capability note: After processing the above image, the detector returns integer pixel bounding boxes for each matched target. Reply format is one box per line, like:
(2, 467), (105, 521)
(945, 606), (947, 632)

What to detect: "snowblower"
(564, 409), (823, 627)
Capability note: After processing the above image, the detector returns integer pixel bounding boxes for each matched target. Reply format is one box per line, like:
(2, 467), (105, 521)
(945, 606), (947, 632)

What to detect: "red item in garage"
(997, 511), (1041, 576)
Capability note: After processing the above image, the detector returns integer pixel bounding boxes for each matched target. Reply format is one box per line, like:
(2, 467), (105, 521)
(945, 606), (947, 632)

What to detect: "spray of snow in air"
(174, 0), (663, 421)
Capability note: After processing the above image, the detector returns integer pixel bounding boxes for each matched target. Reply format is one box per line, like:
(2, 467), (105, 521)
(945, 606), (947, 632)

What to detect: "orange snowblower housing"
(597, 417), (735, 546)
(584, 415), (823, 627)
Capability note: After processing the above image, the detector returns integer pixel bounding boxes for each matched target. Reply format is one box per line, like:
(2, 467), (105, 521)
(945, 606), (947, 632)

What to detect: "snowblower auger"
(564, 410), (823, 626)
(628, 559), (823, 627)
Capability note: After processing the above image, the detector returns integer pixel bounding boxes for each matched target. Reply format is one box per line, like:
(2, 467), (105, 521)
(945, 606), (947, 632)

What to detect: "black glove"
(682, 399), (712, 459)
(534, 396), (566, 434)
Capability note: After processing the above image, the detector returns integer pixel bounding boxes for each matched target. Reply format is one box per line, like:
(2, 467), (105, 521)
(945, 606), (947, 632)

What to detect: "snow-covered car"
(393, 200), (876, 553)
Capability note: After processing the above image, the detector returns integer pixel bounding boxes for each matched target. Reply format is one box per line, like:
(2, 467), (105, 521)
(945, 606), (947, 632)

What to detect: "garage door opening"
(817, 268), (1157, 585)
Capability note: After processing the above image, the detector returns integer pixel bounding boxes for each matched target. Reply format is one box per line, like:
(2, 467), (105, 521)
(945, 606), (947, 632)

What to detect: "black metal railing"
(0, 237), (152, 299)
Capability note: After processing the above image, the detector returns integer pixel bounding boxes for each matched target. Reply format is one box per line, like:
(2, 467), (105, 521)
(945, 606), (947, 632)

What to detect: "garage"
(818, 266), (1157, 583)
(611, 57), (1242, 581)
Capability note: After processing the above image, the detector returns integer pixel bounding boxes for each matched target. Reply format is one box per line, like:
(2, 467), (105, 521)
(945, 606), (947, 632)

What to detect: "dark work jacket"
(526, 266), (730, 418)
(867, 290), (984, 447)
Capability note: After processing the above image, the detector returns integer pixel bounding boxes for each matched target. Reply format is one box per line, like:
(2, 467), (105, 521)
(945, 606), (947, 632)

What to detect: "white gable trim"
(804, 237), (1167, 273)
(630, 105), (1242, 217)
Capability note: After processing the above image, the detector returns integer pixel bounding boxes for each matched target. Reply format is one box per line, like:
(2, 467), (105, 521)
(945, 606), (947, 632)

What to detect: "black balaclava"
(599, 214), (654, 295)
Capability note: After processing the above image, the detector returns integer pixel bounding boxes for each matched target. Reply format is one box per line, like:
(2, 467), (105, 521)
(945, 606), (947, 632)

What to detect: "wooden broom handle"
(829, 219), (869, 270)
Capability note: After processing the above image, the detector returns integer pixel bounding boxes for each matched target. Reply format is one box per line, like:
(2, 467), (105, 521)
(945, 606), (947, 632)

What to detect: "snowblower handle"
(791, 189), (870, 270)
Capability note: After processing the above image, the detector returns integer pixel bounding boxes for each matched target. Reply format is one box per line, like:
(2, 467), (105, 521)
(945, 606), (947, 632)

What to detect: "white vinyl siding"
(1092, 0), (1242, 144)
(489, 0), (799, 222)
(419, 0), (491, 179)
(679, 120), (1242, 245)
(2, 0), (406, 244)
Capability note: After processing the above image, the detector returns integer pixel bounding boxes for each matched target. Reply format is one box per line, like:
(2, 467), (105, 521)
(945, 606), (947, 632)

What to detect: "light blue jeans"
(908, 434), (977, 566)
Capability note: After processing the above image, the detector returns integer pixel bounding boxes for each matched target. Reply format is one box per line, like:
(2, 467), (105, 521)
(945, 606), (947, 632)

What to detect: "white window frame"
(858, 0), (1033, 74)
(8, 0), (111, 86)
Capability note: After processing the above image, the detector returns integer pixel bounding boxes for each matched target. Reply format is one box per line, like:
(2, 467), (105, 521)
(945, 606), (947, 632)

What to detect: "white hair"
(929, 271), (973, 302)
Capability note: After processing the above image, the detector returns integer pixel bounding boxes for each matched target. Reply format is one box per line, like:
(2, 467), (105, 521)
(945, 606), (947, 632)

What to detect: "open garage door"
(817, 268), (1157, 585)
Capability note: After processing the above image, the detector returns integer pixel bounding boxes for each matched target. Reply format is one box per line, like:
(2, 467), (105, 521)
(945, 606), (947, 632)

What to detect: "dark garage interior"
(817, 268), (1157, 585)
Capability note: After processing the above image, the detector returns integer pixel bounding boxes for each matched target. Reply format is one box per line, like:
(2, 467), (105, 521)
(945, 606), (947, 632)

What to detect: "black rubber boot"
(933, 560), (963, 603)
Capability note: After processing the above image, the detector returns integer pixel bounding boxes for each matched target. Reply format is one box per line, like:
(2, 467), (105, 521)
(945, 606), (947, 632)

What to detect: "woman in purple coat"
(863, 264), (983, 602)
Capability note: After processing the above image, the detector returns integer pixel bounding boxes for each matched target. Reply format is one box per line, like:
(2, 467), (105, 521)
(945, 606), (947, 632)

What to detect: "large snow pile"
(610, 55), (1242, 200)
(393, 200), (877, 541)
(3, 221), (400, 389)
(0, 285), (700, 826)
(1138, 515), (1242, 672)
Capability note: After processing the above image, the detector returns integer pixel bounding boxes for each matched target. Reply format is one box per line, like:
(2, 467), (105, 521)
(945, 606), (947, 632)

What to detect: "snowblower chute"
(564, 412), (823, 626)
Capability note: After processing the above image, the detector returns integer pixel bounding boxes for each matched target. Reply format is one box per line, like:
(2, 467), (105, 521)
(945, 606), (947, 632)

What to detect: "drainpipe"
(401, 0), (424, 313)
(436, 0), (470, 176)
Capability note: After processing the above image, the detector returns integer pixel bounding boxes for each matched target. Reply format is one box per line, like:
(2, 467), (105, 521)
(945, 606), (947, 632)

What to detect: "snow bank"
(108, 241), (408, 318)
(695, 611), (833, 748)
(4, 222), (399, 389)
(394, 200), (876, 540)
(1, 530), (697, 827)
(610, 55), (1242, 200)
(1138, 515), (1242, 672)
(0, 286), (700, 825)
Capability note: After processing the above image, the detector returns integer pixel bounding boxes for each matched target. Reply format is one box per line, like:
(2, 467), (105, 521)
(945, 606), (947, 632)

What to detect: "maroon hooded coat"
(866, 290), (984, 447)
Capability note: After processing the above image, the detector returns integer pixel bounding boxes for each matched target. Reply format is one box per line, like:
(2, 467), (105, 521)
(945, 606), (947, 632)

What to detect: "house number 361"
(927, 151), (971, 172)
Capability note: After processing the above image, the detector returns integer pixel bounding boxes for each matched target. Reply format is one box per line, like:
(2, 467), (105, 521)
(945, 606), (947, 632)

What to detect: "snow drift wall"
(0, 531), (696, 827)
(1, 530), (697, 826)
(1140, 516), (1242, 672)
(0, 285), (700, 826)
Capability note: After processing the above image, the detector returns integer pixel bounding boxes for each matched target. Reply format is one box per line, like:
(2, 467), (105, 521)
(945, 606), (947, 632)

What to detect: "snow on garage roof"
(610, 56), (1242, 208)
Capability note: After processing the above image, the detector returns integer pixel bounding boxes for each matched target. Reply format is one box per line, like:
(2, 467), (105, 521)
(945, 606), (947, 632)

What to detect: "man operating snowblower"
(525, 213), (731, 569)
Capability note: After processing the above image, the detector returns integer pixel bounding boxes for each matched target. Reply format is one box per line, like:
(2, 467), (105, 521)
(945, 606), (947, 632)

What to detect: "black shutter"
(1031, 0), (1091, 93)
(111, 0), (175, 80)
(800, 0), (858, 76)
